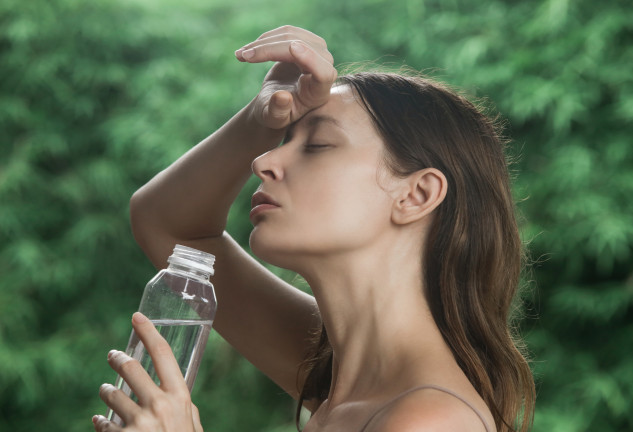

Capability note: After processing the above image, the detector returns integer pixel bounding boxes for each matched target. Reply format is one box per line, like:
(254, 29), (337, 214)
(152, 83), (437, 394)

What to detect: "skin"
(95, 26), (494, 432)
(249, 85), (397, 268)
(93, 313), (203, 432)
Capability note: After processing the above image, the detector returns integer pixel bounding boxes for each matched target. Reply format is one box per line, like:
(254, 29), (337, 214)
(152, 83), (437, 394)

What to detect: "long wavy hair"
(295, 71), (535, 432)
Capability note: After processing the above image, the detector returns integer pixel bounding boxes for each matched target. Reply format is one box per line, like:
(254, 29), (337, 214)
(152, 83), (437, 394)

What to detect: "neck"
(297, 231), (452, 408)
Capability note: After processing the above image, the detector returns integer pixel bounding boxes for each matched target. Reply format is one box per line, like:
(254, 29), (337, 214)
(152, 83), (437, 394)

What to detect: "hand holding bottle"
(236, 25), (338, 130)
(93, 313), (204, 432)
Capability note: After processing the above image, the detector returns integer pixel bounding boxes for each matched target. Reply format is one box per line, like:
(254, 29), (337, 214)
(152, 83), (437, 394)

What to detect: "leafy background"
(1, 0), (631, 430)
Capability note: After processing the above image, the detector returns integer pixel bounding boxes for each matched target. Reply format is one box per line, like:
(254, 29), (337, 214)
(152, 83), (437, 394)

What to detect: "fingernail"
(291, 41), (306, 54)
(242, 49), (254, 59)
(132, 312), (148, 324)
(108, 349), (117, 360)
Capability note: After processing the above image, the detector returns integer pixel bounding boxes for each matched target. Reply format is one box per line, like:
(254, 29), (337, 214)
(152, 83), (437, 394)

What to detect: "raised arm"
(129, 26), (337, 399)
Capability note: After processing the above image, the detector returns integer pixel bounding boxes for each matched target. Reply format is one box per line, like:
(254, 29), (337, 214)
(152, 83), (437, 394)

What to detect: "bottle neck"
(167, 244), (215, 281)
(166, 262), (211, 282)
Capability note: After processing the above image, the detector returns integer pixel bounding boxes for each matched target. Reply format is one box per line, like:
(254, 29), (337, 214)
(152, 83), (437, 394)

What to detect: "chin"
(249, 227), (310, 272)
(249, 228), (291, 267)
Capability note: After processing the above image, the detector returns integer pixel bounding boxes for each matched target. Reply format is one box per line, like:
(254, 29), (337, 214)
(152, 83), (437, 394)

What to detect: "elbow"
(129, 188), (151, 250)
(128, 188), (175, 270)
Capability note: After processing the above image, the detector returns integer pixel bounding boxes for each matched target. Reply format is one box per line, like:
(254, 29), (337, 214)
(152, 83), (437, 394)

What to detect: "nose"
(251, 149), (283, 181)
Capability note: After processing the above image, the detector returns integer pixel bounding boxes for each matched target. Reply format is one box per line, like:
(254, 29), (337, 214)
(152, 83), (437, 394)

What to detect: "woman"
(93, 26), (535, 432)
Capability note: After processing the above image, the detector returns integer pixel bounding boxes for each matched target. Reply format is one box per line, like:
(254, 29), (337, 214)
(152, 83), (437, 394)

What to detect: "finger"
(289, 42), (338, 86)
(290, 44), (338, 106)
(131, 312), (187, 393)
(93, 415), (123, 432)
(236, 39), (332, 65)
(238, 32), (332, 63)
(235, 40), (298, 63)
(244, 32), (327, 53)
(107, 350), (160, 404)
(256, 25), (326, 49)
(262, 91), (294, 129)
(98, 383), (142, 426)
(236, 40), (304, 64)
(237, 37), (332, 65)
(238, 41), (336, 86)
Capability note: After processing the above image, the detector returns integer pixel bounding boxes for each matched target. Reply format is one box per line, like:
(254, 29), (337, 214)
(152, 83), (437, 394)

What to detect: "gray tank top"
(359, 384), (493, 432)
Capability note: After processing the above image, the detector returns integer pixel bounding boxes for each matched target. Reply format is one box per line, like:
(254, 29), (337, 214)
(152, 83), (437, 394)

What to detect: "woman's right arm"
(129, 26), (336, 400)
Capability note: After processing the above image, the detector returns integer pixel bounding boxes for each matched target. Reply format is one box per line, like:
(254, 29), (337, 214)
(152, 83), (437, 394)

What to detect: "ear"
(391, 168), (447, 225)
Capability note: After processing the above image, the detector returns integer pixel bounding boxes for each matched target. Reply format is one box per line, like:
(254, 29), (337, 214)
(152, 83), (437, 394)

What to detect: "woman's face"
(249, 85), (397, 269)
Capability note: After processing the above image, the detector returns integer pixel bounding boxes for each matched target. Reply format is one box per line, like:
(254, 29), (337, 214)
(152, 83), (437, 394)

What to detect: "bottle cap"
(168, 244), (215, 276)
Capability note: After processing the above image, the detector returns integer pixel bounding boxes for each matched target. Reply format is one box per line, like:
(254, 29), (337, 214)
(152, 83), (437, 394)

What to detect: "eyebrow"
(284, 114), (343, 141)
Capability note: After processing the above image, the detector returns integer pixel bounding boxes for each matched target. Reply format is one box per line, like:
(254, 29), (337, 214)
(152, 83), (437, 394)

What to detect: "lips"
(250, 191), (281, 222)
(251, 191), (280, 209)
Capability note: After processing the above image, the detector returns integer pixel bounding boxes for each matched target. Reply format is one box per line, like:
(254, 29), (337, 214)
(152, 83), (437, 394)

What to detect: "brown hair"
(295, 71), (534, 432)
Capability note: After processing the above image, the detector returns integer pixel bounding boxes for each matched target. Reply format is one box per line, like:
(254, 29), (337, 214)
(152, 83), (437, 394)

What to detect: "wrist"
(232, 99), (286, 152)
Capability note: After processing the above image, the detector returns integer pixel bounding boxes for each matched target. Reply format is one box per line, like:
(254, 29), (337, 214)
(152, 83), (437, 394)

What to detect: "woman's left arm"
(92, 313), (203, 432)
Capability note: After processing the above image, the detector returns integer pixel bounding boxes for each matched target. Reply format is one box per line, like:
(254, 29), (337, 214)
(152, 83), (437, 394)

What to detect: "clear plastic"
(107, 245), (217, 425)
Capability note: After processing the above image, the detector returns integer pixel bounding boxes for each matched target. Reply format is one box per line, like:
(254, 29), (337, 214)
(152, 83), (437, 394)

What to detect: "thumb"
(263, 90), (293, 129)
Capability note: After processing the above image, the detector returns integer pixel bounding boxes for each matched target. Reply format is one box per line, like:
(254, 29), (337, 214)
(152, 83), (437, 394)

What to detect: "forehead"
(319, 84), (364, 119)
(294, 85), (374, 133)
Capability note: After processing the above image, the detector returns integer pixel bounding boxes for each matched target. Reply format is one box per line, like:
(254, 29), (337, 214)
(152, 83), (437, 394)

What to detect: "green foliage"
(1, 0), (631, 431)
(0, 0), (296, 430)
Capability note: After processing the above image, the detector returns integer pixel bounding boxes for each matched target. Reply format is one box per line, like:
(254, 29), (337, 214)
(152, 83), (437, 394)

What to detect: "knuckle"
(118, 357), (138, 374)
(175, 386), (193, 400)
(316, 35), (326, 46)
(134, 413), (158, 430)
(150, 395), (172, 414)
(102, 422), (117, 432)
(154, 339), (174, 357)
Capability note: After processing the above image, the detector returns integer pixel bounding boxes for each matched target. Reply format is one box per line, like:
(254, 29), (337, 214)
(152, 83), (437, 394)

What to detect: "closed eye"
(304, 144), (331, 153)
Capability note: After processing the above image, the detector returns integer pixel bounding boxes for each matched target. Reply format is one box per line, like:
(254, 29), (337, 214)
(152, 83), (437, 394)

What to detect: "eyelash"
(303, 144), (330, 152)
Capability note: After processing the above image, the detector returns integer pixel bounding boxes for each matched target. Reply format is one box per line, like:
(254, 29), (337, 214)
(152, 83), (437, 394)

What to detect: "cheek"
(249, 158), (394, 261)
(292, 172), (393, 246)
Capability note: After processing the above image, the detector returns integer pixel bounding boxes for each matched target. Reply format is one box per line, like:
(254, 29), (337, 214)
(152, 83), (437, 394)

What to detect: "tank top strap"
(359, 384), (493, 432)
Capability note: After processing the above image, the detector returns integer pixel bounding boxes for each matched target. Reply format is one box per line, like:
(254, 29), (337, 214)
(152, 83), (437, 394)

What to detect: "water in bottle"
(107, 244), (216, 425)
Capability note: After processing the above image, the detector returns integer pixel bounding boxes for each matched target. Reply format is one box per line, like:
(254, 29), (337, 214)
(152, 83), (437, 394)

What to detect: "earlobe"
(392, 168), (447, 225)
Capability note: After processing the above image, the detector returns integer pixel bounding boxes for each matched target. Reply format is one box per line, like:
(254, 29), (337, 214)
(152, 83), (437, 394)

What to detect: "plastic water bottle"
(107, 244), (217, 425)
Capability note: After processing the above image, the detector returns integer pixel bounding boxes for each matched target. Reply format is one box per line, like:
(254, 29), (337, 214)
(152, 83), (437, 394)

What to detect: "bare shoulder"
(366, 387), (492, 432)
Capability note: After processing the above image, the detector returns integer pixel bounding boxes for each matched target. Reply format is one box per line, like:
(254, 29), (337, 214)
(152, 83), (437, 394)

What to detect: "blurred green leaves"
(1, 0), (631, 431)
